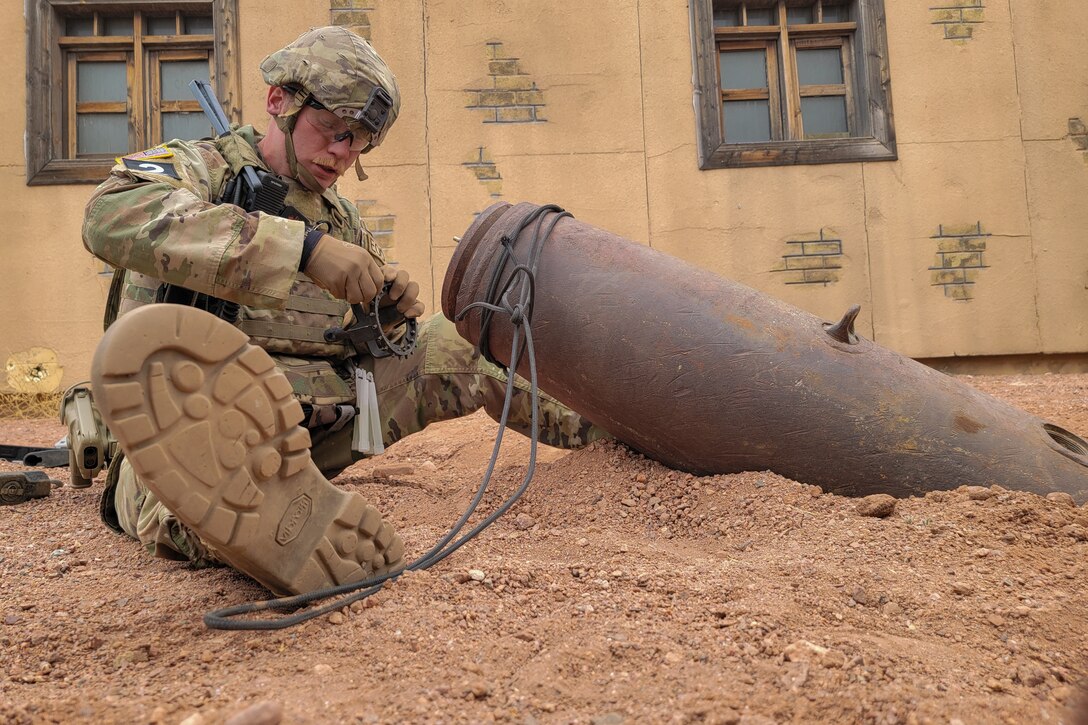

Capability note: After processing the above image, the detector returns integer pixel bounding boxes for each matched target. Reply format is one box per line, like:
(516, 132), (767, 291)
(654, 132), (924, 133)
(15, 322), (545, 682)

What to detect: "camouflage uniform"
(82, 32), (607, 565)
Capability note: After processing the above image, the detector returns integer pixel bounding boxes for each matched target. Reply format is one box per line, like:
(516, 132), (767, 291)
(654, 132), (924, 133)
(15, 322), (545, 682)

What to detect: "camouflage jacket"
(83, 126), (386, 370)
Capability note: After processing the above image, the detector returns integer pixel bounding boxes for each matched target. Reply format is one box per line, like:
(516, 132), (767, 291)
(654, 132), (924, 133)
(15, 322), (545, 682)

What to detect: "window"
(690, 0), (896, 169)
(26, 1), (240, 185)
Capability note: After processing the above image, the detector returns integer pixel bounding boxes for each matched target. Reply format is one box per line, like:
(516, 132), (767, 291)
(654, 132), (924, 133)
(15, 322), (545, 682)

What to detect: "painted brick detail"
(465, 42), (546, 124)
(356, 199), (396, 261)
(929, 1), (984, 41)
(463, 147), (503, 198)
(330, 2), (373, 40)
(771, 229), (844, 286)
(929, 222), (991, 301)
(1069, 118), (1088, 158)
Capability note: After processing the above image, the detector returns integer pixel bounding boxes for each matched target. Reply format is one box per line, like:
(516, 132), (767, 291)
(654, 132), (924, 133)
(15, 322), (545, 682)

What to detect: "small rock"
(951, 582), (974, 596)
(882, 601), (902, 617)
(964, 486), (994, 501)
(577, 538), (589, 547)
(782, 639), (829, 663)
(850, 584), (870, 606)
(372, 464), (414, 479)
(313, 663), (333, 675)
(178, 715), (205, 725)
(1062, 524), (1088, 541)
(468, 569), (486, 582)
(780, 661), (809, 690)
(224, 701), (284, 725)
(592, 714), (624, 725)
(973, 548), (991, 558)
(1050, 685), (1074, 704)
(419, 461), (438, 473)
(327, 612), (345, 625)
(514, 514), (535, 531)
(986, 614), (1005, 627)
(1045, 492), (1076, 508)
(4, 615), (21, 625)
(856, 494), (897, 518)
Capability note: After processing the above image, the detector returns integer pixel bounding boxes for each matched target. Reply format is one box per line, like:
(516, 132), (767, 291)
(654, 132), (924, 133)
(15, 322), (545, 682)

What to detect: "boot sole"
(90, 304), (404, 595)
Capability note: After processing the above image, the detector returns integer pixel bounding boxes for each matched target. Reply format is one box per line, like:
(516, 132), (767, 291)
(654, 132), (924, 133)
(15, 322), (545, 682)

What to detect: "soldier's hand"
(380, 265), (425, 318)
(304, 235), (385, 304)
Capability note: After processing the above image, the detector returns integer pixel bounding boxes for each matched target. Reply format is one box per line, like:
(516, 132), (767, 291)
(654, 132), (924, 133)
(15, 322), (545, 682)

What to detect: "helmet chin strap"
(354, 157), (368, 182)
(273, 107), (324, 192)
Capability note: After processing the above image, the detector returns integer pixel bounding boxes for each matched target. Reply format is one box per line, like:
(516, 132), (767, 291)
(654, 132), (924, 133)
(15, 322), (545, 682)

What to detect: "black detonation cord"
(203, 204), (571, 630)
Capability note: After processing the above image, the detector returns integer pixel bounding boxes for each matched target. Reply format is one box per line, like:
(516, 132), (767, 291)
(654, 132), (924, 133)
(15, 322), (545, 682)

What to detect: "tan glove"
(304, 235), (385, 304)
(380, 265), (425, 318)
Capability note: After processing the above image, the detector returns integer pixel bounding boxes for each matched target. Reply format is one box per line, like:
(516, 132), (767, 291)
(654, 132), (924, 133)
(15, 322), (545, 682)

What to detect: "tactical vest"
(105, 129), (386, 363)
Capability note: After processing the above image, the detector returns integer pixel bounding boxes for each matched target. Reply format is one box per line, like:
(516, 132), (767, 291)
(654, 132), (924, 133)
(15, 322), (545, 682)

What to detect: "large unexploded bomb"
(442, 201), (1088, 504)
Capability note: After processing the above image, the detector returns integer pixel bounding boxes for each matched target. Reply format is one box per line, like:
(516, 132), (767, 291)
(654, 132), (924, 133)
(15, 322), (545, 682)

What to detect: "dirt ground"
(2, 373), (1087, 725)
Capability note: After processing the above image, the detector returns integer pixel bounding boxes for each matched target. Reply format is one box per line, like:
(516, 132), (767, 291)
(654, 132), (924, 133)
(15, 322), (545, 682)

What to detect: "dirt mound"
(1, 374), (1087, 723)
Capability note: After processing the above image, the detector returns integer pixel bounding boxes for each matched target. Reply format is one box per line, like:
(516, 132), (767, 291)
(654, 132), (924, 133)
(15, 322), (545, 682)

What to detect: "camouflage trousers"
(104, 313), (608, 563)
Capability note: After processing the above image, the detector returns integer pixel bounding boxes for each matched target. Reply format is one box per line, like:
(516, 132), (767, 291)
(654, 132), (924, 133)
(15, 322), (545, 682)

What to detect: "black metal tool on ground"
(0, 471), (60, 505)
(0, 445), (68, 468)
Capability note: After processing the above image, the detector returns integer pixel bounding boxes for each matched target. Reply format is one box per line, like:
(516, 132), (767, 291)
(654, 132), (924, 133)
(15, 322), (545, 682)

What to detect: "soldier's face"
(262, 86), (362, 192)
(292, 105), (362, 191)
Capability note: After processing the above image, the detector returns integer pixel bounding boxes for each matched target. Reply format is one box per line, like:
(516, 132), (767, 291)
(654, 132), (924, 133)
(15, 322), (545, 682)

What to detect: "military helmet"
(260, 26), (400, 151)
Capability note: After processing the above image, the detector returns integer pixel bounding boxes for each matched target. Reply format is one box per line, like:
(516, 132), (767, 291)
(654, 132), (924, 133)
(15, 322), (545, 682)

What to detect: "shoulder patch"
(120, 156), (181, 179)
(118, 146), (174, 162)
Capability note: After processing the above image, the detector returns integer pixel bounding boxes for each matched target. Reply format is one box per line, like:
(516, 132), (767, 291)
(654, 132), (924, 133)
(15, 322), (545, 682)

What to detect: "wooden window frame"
(26, 0), (240, 186)
(691, 0), (896, 169)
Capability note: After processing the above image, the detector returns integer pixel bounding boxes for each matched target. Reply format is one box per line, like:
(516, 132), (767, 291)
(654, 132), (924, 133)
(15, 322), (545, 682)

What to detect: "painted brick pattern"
(1069, 118), (1088, 158)
(929, 222), (991, 301)
(330, 1), (373, 41)
(771, 229), (844, 286)
(357, 199), (396, 261)
(463, 147), (503, 198)
(930, 1), (984, 41)
(465, 42), (546, 124)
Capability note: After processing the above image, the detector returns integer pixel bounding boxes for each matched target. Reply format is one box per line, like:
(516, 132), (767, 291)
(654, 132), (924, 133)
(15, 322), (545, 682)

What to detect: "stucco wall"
(3, 0), (1088, 395)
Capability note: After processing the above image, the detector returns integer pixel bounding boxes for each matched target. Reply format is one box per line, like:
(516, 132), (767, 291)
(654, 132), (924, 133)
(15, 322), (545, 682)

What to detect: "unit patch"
(116, 147), (180, 179)
(120, 157), (180, 179)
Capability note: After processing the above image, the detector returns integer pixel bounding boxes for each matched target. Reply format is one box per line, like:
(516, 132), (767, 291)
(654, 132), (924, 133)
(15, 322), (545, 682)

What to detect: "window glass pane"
(184, 15), (214, 35)
(723, 100), (771, 142)
(162, 112), (213, 142)
(796, 48), (843, 86)
(77, 114), (128, 155)
(65, 18), (94, 37)
(801, 96), (848, 137)
(102, 16), (133, 36)
(787, 6), (814, 24)
(161, 61), (210, 102)
(719, 50), (768, 90)
(77, 62), (127, 103)
(146, 16), (177, 35)
(713, 2), (740, 26)
(822, 3), (851, 22)
(746, 8), (775, 25)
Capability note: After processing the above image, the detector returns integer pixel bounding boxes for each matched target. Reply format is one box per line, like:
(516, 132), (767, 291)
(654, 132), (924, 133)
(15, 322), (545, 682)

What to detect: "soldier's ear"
(266, 86), (290, 115)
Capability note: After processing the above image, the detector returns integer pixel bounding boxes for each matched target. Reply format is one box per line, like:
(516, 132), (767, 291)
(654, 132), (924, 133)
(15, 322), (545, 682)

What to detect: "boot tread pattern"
(91, 304), (405, 595)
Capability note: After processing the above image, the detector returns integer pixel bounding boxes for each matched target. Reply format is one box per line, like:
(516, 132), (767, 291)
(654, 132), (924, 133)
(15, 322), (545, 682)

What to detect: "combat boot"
(90, 303), (404, 596)
(0, 471), (58, 505)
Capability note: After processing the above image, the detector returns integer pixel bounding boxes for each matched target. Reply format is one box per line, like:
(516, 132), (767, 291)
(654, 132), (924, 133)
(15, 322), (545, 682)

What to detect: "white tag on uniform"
(352, 368), (385, 456)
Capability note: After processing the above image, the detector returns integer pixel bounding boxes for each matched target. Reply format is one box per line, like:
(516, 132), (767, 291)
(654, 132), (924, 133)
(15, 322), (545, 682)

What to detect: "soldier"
(82, 26), (606, 596)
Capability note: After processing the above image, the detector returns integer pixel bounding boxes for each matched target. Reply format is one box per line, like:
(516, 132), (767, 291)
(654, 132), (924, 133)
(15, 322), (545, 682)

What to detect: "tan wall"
(3, 0), (1088, 395)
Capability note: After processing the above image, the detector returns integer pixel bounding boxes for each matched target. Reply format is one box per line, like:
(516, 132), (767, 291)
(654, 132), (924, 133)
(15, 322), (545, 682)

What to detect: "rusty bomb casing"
(442, 201), (1088, 503)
